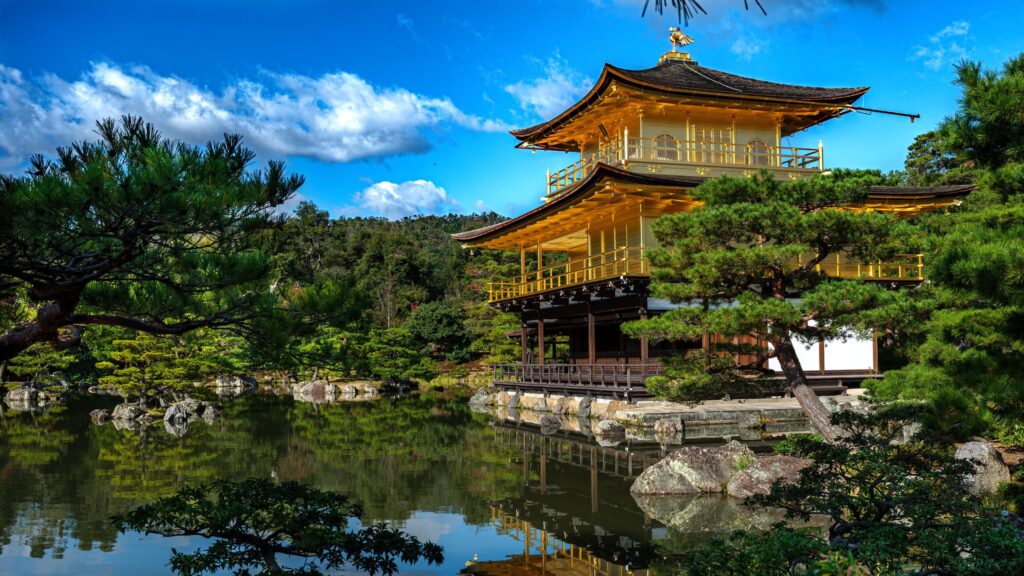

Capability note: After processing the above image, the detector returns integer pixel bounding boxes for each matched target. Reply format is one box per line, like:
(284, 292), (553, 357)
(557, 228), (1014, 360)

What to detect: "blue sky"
(1, 0), (1021, 219)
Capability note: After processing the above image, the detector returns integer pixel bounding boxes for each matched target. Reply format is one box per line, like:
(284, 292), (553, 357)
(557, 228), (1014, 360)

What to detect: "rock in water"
(594, 420), (625, 437)
(214, 375), (256, 396)
(955, 441), (1011, 494)
(539, 414), (562, 435)
(3, 386), (38, 411)
(339, 384), (358, 398)
(293, 380), (336, 403)
(468, 388), (491, 407)
(631, 440), (755, 495)
(577, 396), (592, 419)
(726, 455), (810, 499)
(506, 392), (521, 408)
(551, 396), (569, 414)
(111, 403), (146, 422)
(361, 384), (378, 398)
(89, 408), (111, 425)
(653, 418), (683, 437)
(202, 404), (220, 423)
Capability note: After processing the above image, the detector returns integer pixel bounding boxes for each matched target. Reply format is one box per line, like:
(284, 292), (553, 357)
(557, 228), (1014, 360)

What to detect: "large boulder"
(726, 455), (811, 499)
(89, 408), (111, 425)
(339, 384), (358, 399)
(111, 403), (146, 422)
(955, 442), (1011, 494)
(631, 440), (755, 495)
(361, 383), (378, 398)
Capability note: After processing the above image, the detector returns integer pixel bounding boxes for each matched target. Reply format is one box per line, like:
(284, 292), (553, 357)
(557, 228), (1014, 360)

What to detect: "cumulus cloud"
(355, 179), (457, 219)
(0, 61), (509, 168)
(505, 53), (592, 120)
(731, 35), (769, 61)
(910, 20), (969, 71)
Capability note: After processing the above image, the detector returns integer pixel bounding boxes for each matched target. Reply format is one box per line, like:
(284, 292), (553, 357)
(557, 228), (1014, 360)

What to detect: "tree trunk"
(259, 546), (282, 573)
(772, 338), (842, 443)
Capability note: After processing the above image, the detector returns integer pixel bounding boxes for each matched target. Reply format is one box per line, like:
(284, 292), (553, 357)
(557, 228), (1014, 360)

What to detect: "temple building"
(454, 33), (972, 399)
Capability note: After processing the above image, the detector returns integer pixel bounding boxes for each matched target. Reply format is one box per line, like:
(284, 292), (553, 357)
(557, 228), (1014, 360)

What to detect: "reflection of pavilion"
(462, 507), (653, 576)
(481, 424), (665, 573)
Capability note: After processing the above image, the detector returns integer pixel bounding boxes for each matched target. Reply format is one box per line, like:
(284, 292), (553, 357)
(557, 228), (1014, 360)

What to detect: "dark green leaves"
(112, 478), (444, 576)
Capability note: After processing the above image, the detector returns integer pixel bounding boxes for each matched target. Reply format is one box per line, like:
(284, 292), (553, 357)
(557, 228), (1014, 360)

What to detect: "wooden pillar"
(818, 339), (826, 375)
(537, 316), (545, 366)
(587, 308), (596, 365)
(521, 325), (528, 365)
(639, 309), (649, 363)
(536, 240), (543, 281)
(872, 334), (880, 373)
(519, 244), (526, 283)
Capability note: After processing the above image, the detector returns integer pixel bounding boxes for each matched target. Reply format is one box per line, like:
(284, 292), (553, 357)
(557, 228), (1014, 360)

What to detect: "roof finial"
(669, 27), (694, 52)
(661, 28), (696, 65)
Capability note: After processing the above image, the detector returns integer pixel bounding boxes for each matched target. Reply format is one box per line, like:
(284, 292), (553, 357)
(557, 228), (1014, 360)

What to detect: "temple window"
(748, 139), (770, 166)
(654, 133), (678, 160)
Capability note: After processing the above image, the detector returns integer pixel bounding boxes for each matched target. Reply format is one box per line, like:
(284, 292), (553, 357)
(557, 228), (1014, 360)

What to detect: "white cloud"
(473, 199), (491, 212)
(730, 35), (769, 61)
(355, 179), (457, 219)
(0, 61), (509, 168)
(910, 20), (970, 72)
(504, 53), (592, 120)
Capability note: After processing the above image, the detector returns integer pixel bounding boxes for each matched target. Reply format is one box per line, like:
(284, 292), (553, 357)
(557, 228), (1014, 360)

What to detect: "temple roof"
(511, 58), (869, 147)
(452, 164), (974, 246)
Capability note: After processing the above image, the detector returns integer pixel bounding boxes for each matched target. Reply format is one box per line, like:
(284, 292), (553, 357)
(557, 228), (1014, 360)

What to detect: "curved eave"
(510, 63), (869, 148)
(452, 172), (974, 246)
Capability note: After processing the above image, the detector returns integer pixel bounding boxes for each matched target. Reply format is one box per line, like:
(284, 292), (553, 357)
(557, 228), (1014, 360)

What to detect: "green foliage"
(669, 408), (1024, 575)
(95, 332), (191, 402)
(405, 301), (471, 362)
(771, 433), (822, 456)
(874, 54), (1024, 438)
(625, 169), (909, 399)
(361, 328), (438, 383)
(5, 342), (77, 388)
(112, 478), (444, 576)
(0, 116), (302, 363)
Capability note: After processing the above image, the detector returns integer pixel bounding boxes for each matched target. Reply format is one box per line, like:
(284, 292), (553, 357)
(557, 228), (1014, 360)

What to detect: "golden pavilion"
(454, 34), (972, 398)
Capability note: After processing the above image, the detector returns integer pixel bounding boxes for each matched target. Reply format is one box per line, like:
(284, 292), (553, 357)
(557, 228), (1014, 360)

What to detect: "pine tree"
(626, 170), (909, 441)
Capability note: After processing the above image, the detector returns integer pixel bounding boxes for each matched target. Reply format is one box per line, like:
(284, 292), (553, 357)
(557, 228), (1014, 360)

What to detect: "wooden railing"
(487, 247), (647, 302)
(546, 132), (824, 196)
(493, 362), (664, 396)
(798, 253), (924, 281)
(486, 248), (924, 303)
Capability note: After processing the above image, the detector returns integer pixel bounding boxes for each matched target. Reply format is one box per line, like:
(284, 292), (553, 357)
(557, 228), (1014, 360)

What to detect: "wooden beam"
(587, 307), (596, 364)
(537, 316), (545, 366)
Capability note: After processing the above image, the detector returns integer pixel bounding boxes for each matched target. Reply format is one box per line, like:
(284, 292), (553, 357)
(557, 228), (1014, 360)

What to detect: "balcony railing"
(546, 132), (824, 197)
(486, 247), (923, 303)
(493, 362), (664, 397)
(486, 247), (648, 303)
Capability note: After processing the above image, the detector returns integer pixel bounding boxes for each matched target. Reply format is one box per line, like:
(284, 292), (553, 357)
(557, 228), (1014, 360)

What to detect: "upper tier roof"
(511, 57), (869, 146)
(452, 164), (973, 247)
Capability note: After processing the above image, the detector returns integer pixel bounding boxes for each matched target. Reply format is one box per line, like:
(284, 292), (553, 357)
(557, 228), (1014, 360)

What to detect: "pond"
(0, 392), (778, 575)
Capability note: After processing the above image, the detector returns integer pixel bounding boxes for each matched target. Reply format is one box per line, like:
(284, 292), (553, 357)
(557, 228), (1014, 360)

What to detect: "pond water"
(0, 393), (776, 575)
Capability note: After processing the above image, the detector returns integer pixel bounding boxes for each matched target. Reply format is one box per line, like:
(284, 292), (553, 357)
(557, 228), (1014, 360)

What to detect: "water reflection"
(0, 393), (791, 575)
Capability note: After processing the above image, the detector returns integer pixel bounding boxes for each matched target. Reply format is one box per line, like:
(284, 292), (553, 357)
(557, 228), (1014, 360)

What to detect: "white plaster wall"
(823, 337), (875, 371)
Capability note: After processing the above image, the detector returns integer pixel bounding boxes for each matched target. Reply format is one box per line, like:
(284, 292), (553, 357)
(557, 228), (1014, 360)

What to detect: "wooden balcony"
(493, 362), (665, 400)
(547, 133), (824, 197)
(487, 247), (648, 303)
(486, 248), (923, 304)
